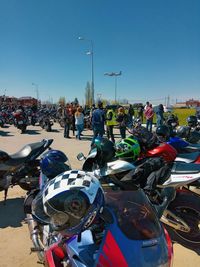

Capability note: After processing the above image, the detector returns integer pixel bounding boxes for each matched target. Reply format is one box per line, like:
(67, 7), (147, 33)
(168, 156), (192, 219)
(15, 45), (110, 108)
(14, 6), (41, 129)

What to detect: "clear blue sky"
(0, 0), (199, 105)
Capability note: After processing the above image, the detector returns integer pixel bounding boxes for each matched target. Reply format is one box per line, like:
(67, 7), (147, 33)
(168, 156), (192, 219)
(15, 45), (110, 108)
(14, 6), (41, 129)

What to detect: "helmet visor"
(115, 143), (129, 154)
(45, 190), (90, 229)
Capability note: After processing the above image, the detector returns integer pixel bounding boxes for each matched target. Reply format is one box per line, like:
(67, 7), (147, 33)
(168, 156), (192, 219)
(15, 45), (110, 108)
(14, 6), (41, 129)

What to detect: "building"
(185, 99), (200, 108)
(0, 95), (38, 107)
(18, 96), (38, 106)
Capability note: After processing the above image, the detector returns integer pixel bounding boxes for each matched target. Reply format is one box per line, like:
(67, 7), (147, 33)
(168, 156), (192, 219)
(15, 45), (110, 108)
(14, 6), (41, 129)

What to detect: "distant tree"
(111, 100), (120, 105)
(58, 97), (66, 106)
(101, 99), (109, 107)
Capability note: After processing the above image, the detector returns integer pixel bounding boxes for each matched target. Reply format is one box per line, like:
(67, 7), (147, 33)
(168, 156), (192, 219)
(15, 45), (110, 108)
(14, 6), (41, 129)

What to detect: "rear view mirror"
(77, 152), (85, 161)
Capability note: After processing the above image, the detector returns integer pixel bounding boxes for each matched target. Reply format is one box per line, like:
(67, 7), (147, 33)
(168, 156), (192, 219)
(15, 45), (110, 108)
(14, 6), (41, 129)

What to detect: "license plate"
(18, 121), (23, 125)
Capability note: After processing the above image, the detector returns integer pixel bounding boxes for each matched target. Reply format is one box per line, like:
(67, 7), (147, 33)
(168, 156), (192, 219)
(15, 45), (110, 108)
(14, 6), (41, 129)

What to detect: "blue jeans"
(156, 115), (163, 127)
(119, 127), (126, 139)
(64, 123), (71, 137)
(146, 119), (153, 132)
(91, 127), (105, 145)
(76, 124), (84, 139)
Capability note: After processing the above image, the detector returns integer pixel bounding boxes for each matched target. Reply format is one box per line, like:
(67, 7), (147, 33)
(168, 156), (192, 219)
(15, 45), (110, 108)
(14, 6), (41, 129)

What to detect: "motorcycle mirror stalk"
(77, 152), (86, 161)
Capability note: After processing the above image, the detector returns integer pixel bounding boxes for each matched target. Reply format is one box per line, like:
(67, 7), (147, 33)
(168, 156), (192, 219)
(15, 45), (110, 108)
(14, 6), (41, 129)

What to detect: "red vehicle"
(143, 142), (200, 164)
(13, 110), (27, 133)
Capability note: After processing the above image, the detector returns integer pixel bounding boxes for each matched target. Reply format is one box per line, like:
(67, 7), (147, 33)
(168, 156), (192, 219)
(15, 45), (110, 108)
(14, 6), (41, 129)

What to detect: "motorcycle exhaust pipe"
(25, 213), (45, 263)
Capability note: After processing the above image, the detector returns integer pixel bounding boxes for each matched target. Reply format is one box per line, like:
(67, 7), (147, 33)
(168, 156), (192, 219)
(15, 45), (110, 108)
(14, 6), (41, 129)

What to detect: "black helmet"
(156, 125), (170, 141)
(40, 150), (71, 179)
(176, 126), (190, 138)
(93, 137), (115, 164)
(187, 115), (197, 127)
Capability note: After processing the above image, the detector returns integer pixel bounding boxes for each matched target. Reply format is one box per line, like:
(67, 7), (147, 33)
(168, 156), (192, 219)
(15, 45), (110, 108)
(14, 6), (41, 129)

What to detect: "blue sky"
(0, 0), (199, 105)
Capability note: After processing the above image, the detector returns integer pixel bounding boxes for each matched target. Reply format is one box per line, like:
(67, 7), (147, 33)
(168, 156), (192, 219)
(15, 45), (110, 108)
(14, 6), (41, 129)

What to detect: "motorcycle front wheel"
(166, 191), (200, 250)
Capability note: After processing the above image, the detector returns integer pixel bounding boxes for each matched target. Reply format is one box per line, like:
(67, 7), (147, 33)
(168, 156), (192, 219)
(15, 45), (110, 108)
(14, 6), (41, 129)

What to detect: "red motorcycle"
(144, 142), (200, 164)
(13, 110), (27, 133)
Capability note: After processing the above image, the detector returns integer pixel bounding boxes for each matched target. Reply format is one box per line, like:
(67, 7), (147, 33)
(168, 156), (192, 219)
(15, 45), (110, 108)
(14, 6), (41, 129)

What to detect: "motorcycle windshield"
(105, 189), (162, 240)
(82, 147), (98, 171)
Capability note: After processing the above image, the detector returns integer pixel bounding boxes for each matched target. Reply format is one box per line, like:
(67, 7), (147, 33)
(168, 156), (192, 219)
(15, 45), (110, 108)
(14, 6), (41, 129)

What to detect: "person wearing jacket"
(91, 102), (106, 145)
(116, 106), (129, 139)
(144, 104), (154, 132)
(106, 107), (117, 143)
(63, 103), (73, 138)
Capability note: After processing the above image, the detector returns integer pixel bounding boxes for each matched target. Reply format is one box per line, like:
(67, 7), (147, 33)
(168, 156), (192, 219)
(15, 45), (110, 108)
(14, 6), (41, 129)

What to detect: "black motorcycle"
(38, 114), (53, 132)
(0, 139), (53, 203)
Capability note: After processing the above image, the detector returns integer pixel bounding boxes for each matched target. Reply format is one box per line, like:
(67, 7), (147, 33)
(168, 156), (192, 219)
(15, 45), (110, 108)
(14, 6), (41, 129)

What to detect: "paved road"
(0, 123), (200, 266)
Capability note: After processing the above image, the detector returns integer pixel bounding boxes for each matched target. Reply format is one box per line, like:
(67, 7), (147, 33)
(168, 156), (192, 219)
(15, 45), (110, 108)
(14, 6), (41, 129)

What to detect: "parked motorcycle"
(0, 114), (5, 128)
(24, 168), (173, 266)
(13, 110), (28, 133)
(77, 139), (200, 250)
(38, 114), (54, 132)
(167, 136), (200, 154)
(0, 138), (53, 202)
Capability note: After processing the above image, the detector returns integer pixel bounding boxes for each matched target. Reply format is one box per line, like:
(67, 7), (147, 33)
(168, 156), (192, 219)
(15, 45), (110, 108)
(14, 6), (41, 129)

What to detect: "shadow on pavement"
(1, 125), (10, 128)
(50, 129), (60, 133)
(25, 129), (41, 135)
(0, 197), (25, 228)
(0, 131), (14, 137)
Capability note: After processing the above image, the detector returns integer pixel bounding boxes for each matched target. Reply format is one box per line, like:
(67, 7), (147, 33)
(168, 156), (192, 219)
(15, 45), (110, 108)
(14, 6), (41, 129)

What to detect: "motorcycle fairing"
(65, 230), (99, 267)
(158, 162), (200, 187)
(94, 190), (169, 267)
(175, 151), (200, 163)
(64, 190), (170, 267)
(146, 143), (177, 162)
(167, 136), (189, 152)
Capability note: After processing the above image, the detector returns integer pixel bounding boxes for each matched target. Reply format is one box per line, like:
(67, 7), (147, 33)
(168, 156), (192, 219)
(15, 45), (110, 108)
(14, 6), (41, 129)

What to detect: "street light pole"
(78, 36), (95, 105)
(104, 71), (122, 102)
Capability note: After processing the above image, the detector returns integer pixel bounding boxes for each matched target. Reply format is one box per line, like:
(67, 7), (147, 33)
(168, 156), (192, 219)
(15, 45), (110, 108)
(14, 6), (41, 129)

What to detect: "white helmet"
(42, 170), (104, 235)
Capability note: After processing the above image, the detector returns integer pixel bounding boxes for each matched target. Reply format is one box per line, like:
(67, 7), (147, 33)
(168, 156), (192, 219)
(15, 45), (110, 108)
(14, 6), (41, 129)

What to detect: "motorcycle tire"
(165, 191), (200, 250)
(45, 125), (52, 132)
(21, 126), (27, 134)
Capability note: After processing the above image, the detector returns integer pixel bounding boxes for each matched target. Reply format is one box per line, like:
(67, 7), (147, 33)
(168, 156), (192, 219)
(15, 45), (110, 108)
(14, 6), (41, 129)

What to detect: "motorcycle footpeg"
(30, 247), (44, 252)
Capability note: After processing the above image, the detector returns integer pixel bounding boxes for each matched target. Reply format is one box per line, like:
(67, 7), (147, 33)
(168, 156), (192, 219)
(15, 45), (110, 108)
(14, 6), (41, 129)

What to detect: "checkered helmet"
(42, 170), (104, 235)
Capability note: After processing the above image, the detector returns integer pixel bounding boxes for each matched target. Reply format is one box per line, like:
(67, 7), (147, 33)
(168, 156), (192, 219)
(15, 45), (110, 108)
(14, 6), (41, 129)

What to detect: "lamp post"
(78, 36), (95, 105)
(104, 71), (122, 102)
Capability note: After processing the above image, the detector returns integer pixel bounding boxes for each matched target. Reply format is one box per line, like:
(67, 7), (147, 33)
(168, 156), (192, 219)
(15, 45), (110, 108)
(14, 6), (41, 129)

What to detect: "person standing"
(75, 106), (84, 140)
(144, 104), (154, 132)
(144, 101), (150, 111)
(63, 103), (73, 138)
(127, 104), (135, 128)
(106, 106), (117, 143)
(137, 104), (144, 123)
(116, 106), (129, 139)
(71, 103), (77, 136)
(155, 104), (164, 127)
(91, 102), (105, 145)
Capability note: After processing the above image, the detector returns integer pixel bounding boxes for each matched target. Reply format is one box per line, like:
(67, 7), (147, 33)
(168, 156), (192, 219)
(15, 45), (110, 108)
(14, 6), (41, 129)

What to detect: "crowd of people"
(0, 101), (170, 144)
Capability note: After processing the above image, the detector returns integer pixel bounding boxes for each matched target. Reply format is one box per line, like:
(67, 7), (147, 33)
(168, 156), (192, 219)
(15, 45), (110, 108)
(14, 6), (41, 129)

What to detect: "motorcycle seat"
(175, 151), (200, 163)
(9, 139), (52, 165)
(171, 162), (200, 174)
